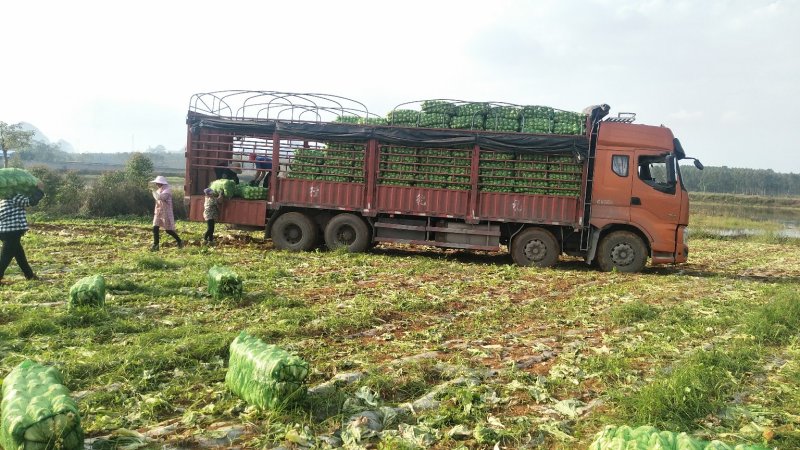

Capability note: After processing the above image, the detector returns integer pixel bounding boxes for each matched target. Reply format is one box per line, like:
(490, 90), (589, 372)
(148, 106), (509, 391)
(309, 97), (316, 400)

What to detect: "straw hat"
(151, 175), (169, 185)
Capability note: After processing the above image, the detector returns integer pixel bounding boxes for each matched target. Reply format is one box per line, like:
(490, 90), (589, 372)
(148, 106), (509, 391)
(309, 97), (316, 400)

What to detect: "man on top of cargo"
(0, 181), (44, 284)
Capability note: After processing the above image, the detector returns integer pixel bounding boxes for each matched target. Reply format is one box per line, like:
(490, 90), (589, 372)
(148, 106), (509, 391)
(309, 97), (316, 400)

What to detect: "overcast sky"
(2, 0), (798, 172)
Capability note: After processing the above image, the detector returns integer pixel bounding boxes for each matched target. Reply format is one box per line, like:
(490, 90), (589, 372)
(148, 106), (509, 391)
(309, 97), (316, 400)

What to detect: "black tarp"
(188, 113), (589, 157)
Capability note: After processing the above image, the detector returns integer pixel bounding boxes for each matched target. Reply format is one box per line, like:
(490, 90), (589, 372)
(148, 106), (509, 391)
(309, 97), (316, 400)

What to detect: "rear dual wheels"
(271, 212), (318, 252)
(596, 231), (647, 273)
(510, 227), (560, 267)
(324, 213), (370, 253)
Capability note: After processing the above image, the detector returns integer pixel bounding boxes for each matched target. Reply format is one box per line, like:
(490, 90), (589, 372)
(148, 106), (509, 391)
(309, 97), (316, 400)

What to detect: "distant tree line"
(680, 165), (800, 197)
(12, 141), (184, 169)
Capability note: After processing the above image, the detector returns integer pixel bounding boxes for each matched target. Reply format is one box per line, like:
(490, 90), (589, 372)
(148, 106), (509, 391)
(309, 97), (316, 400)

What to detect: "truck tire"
(271, 212), (318, 252)
(510, 227), (559, 267)
(596, 231), (647, 273)
(324, 213), (370, 252)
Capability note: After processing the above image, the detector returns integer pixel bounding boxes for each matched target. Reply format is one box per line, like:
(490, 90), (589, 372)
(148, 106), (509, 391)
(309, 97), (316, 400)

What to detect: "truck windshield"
(638, 155), (676, 194)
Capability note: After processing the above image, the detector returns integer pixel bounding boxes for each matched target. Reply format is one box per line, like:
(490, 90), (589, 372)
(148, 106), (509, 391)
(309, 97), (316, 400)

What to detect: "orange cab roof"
(597, 122), (674, 151)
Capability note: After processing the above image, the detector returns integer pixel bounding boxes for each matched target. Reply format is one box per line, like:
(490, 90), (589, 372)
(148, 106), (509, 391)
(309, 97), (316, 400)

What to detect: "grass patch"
(744, 287), (800, 345)
(617, 344), (760, 430)
(607, 300), (659, 326)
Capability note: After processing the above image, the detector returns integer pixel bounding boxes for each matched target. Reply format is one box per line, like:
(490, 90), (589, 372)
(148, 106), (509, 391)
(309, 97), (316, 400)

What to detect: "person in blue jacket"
(249, 153), (272, 188)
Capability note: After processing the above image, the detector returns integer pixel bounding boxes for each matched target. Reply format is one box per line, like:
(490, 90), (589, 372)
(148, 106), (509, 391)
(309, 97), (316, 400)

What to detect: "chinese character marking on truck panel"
(416, 193), (427, 207)
(512, 200), (522, 213)
(309, 186), (320, 198)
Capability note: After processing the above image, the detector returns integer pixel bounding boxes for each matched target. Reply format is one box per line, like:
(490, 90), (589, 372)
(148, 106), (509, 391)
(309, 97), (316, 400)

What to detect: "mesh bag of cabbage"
(209, 179), (236, 198)
(0, 168), (40, 199)
(589, 425), (768, 450)
(225, 331), (309, 410)
(207, 266), (243, 300)
(68, 274), (106, 309)
(1, 360), (84, 450)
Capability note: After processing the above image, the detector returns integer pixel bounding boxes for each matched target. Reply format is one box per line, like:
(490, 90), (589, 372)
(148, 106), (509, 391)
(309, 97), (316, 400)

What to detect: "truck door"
(631, 151), (680, 256)
(591, 150), (632, 222)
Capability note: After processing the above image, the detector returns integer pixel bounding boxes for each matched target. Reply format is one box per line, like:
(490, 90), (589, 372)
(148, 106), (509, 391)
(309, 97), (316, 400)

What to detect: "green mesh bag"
(209, 179), (236, 198)
(241, 186), (268, 200)
(589, 425), (768, 450)
(0, 168), (40, 199)
(225, 332), (309, 410)
(207, 266), (242, 300)
(1, 360), (84, 450)
(67, 275), (106, 309)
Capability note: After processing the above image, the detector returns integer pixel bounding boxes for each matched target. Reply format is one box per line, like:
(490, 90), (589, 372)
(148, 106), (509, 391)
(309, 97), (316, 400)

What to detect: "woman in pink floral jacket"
(150, 176), (183, 251)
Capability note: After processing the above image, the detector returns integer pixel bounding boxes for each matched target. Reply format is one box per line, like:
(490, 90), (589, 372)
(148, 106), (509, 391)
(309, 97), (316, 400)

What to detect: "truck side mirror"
(666, 155), (676, 184)
(693, 159), (704, 170)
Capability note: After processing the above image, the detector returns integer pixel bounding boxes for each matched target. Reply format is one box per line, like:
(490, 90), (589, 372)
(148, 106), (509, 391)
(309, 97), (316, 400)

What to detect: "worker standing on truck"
(0, 181), (44, 284)
(248, 153), (272, 188)
(214, 161), (242, 184)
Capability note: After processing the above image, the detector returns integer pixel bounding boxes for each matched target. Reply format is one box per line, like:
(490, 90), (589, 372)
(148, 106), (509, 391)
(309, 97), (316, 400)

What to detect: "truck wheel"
(324, 213), (370, 252)
(271, 212), (318, 252)
(596, 231), (647, 273)
(510, 228), (559, 267)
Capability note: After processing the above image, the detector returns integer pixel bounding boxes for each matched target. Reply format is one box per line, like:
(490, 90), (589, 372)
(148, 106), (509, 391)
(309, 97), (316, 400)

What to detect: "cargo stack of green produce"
(513, 153), (550, 194)
(209, 179), (236, 198)
(334, 115), (360, 124)
(552, 110), (586, 135)
(241, 186), (268, 200)
(416, 148), (471, 190)
(589, 425), (768, 450)
(68, 274), (106, 309)
(207, 266), (243, 300)
(386, 109), (419, 127)
(520, 106), (554, 133)
(418, 101), (454, 129)
(450, 103), (488, 130)
(546, 154), (582, 196)
(286, 148), (324, 180)
(334, 116), (387, 126)
(234, 183), (244, 198)
(479, 150), (516, 192)
(225, 331), (309, 410)
(0, 168), (40, 199)
(318, 143), (365, 183)
(379, 146), (417, 187)
(0, 360), (84, 450)
(484, 106), (520, 132)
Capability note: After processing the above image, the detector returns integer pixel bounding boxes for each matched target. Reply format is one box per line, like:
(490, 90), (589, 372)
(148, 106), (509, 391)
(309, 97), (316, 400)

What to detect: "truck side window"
(638, 155), (675, 194)
(612, 155), (628, 177)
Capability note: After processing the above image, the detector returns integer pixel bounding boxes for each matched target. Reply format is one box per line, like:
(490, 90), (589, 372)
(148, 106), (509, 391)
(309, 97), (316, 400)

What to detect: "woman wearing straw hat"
(150, 175), (183, 251)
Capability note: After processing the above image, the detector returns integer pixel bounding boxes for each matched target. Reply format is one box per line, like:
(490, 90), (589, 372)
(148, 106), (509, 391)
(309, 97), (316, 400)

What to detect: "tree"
(125, 152), (155, 187)
(0, 121), (34, 168)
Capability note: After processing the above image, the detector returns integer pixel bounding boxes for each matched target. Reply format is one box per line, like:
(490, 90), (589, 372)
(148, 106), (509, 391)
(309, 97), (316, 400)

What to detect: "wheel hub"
(523, 239), (547, 261)
(284, 225), (302, 243)
(610, 243), (635, 266)
(337, 225), (356, 244)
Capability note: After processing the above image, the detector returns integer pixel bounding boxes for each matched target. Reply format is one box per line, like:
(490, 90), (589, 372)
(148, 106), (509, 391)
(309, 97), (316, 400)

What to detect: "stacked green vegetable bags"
(1, 360), (84, 450)
(68, 275), (106, 309)
(0, 168), (40, 199)
(209, 179), (236, 198)
(225, 332), (309, 410)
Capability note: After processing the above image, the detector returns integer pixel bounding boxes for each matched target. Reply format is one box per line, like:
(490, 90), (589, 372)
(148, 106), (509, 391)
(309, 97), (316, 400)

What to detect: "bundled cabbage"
(0, 168), (40, 199)
(207, 266), (242, 300)
(241, 186), (268, 200)
(589, 425), (768, 450)
(68, 275), (106, 309)
(209, 179), (236, 198)
(0, 360), (84, 450)
(225, 332), (309, 410)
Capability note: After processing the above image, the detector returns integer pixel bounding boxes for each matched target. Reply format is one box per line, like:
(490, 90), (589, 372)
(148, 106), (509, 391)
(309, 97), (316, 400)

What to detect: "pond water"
(690, 203), (800, 238)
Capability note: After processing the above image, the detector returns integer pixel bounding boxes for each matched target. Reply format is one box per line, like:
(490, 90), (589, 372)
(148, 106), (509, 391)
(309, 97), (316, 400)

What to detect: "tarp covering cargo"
(225, 331), (308, 410)
(187, 113), (589, 157)
(1, 360), (84, 450)
(68, 275), (106, 309)
(0, 168), (40, 199)
(589, 425), (768, 450)
(207, 266), (243, 300)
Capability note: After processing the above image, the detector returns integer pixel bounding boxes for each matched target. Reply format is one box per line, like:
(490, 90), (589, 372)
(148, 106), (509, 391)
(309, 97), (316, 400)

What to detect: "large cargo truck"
(184, 91), (703, 272)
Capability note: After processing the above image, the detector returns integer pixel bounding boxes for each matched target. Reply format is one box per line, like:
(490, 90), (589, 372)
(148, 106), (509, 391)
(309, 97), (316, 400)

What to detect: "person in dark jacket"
(214, 161), (242, 184)
(0, 182), (44, 284)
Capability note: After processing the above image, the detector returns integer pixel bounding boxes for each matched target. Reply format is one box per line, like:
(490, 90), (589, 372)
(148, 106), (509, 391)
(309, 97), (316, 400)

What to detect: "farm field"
(1, 212), (799, 449)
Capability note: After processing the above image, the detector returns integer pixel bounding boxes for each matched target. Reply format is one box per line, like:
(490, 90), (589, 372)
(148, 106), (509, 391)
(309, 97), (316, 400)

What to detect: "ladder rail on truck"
(184, 91), (699, 272)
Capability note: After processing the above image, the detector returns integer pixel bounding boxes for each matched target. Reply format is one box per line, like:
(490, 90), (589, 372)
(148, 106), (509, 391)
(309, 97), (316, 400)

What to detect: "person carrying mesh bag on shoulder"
(149, 175), (183, 251)
(0, 180), (45, 284)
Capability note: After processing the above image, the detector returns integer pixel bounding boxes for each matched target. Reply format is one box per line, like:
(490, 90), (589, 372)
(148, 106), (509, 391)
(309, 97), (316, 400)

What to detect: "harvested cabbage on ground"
(225, 331), (309, 410)
(1, 360), (84, 450)
(68, 274), (106, 309)
(207, 266), (243, 300)
(589, 425), (768, 450)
